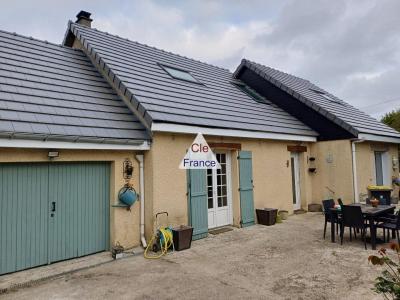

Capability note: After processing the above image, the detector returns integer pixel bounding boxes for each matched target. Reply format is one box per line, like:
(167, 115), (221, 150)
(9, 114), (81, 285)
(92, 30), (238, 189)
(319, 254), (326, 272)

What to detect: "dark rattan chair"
(340, 205), (368, 249)
(377, 211), (400, 243)
(322, 199), (338, 239)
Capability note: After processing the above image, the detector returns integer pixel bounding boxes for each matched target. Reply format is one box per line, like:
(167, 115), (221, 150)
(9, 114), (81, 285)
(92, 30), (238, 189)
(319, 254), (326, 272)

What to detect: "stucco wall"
(0, 148), (142, 249)
(310, 140), (354, 204)
(310, 140), (399, 204)
(355, 142), (399, 201)
(144, 132), (313, 238)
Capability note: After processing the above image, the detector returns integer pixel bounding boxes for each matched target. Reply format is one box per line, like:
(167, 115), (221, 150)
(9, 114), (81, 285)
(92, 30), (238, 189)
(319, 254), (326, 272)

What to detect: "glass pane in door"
(375, 152), (384, 185)
(217, 154), (228, 208)
(291, 157), (296, 204)
(207, 168), (213, 209)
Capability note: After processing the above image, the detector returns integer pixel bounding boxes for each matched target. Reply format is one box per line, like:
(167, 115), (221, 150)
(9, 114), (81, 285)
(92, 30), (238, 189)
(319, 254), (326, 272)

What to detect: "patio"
(2, 213), (383, 300)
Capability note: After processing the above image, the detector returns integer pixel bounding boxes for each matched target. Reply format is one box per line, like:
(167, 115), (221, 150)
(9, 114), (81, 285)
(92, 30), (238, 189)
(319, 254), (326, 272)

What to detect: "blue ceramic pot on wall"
(118, 186), (138, 206)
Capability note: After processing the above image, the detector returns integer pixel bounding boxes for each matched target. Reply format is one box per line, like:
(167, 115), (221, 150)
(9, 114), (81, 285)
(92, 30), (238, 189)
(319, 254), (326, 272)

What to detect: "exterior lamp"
(48, 151), (59, 159)
(392, 156), (399, 170)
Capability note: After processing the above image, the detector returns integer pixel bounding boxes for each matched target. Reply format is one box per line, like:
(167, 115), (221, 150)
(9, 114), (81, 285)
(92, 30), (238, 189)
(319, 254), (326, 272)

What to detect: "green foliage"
(369, 243), (400, 299)
(381, 110), (400, 132)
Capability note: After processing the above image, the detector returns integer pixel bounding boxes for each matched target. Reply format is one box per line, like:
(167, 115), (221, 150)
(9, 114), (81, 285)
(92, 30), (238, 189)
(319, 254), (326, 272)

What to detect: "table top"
(330, 204), (395, 216)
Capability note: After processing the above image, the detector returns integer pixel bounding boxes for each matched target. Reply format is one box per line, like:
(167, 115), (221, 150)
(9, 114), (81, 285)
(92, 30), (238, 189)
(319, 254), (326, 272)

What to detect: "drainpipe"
(351, 139), (365, 203)
(135, 154), (147, 248)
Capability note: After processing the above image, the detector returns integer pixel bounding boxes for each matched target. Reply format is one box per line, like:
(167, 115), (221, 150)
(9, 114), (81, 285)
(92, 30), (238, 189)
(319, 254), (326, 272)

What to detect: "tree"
(381, 109), (400, 132)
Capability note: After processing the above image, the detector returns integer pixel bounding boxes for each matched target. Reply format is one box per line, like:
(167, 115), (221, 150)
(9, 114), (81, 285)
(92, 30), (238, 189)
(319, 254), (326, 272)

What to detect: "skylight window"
(161, 65), (200, 83)
(310, 88), (344, 105)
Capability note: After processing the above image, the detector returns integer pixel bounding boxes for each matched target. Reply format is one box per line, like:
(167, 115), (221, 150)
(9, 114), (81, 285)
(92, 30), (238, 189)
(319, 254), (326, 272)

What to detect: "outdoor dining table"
(329, 204), (395, 250)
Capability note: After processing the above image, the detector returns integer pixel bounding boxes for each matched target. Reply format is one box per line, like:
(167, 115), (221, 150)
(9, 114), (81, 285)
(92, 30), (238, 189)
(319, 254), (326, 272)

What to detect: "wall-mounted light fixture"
(48, 151), (59, 159)
(392, 156), (399, 170)
(123, 158), (134, 181)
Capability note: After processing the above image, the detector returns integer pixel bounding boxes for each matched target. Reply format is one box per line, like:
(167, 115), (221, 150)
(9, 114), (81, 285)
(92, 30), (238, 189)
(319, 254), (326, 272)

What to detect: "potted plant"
(278, 210), (289, 220)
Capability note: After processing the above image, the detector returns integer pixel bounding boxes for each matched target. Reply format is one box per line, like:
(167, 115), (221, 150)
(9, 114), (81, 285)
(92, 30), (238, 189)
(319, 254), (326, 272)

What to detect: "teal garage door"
(0, 162), (110, 275)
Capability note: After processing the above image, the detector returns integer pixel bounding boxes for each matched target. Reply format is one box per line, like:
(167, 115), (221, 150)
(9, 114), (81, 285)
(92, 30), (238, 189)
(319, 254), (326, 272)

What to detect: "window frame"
(159, 64), (202, 84)
(309, 88), (344, 105)
(232, 81), (268, 104)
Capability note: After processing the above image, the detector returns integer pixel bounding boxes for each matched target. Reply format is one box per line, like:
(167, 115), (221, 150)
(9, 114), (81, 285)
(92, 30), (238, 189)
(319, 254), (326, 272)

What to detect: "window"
(375, 152), (384, 185)
(161, 65), (200, 83)
(310, 88), (344, 105)
(374, 151), (390, 186)
(233, 81), (266, 103)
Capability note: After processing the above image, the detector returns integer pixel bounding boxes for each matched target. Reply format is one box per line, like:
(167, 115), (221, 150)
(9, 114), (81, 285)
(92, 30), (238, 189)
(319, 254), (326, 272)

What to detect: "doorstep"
(0, 252), (115, 294)
(209, 226), (235, 235)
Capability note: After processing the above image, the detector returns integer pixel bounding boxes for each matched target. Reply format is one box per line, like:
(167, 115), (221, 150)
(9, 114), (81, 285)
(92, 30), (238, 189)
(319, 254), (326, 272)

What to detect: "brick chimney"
(75, 10), (92, 27)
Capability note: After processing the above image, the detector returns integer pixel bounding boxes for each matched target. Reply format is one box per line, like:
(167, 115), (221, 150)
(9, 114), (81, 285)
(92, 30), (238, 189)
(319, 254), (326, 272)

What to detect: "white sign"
(179, 133), (221, 169)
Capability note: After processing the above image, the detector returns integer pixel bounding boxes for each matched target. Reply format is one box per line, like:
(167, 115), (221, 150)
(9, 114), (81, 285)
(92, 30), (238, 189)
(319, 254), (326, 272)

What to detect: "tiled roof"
(234, 59), (400, 140)
(66, 22), (318, 138)
(0, 30), (149, 144)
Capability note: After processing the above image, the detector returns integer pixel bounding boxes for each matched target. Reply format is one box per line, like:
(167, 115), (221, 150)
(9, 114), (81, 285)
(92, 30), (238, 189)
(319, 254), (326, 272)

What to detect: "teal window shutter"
(238, 151), (255, 227)
(187, 169), (208, 240)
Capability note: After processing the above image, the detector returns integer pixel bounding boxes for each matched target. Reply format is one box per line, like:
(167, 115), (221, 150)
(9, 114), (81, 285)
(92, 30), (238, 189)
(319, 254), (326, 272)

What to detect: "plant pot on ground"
(278, 210), (289, 220)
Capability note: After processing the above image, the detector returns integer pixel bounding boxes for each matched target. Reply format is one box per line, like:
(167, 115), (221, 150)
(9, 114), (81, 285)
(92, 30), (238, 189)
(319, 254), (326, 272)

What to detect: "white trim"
(151, 123), (317, 142)
(207, 151), (233, 229)
(290, 152), (301, 210)
(358, 133), (400, 144)
(135, 154), (147, 248)
(0, 139), (150, 150)
(351, 139), (365, 203)
(226, 151), (233, 225)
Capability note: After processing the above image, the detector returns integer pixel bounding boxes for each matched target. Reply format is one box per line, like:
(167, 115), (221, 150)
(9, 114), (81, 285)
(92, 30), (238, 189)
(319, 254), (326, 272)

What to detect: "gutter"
(135, 154), (147, 248)
(351, 139), (365, 203)
(0, 138), (151, 150)
(358, 133), (400, 144)
(151, 123), (317, 142)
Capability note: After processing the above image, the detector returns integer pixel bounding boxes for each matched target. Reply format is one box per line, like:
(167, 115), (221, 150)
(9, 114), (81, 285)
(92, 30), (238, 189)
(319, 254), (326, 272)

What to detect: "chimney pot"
(76, 10), (93, 27)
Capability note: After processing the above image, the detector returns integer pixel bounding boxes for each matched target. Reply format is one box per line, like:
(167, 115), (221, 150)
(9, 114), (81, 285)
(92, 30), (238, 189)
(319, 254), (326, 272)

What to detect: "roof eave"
(151, 122), (317, 142)
(357, 133), (400, 144)
(0, 137), (151, 150)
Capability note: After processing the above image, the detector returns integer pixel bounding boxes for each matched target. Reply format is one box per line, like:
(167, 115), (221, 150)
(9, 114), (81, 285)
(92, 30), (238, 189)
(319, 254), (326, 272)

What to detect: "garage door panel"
(0, 164), (49, 275)
(49, 162), (110, 263)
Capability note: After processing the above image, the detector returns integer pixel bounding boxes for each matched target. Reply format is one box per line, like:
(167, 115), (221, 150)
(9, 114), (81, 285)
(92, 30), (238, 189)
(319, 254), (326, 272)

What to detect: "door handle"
(51, 202), (56, 212)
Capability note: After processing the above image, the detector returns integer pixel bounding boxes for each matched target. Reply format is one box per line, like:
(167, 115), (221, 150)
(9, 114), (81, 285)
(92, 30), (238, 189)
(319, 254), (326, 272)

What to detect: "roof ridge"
(243, 59), (347, 101)
(71, 22), (231, 73)
(242, 58), (311, 83)
(0, 28), (81, 51)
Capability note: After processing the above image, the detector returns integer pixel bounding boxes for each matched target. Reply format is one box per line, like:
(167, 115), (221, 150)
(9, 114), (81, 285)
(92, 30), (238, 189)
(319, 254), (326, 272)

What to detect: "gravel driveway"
(2, 213), (383, 299)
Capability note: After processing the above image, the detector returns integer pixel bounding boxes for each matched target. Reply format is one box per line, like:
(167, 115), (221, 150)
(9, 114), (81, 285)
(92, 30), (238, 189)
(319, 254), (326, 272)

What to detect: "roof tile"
(69, 23), (317, 138)
(0, 29), (149, 143)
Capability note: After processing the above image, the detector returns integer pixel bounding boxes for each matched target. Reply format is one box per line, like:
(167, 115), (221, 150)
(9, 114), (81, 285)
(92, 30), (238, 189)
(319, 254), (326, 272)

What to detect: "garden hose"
(144, 227), (174, 259)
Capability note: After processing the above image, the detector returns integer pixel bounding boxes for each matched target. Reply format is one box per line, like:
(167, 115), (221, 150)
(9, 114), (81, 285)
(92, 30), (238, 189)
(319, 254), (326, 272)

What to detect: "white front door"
(291, 152), (301, 210)
(207, 153), (232, 229)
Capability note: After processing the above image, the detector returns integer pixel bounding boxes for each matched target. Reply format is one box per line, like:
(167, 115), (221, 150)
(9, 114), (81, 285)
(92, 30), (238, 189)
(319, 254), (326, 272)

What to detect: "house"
(0, 11), (399, 274)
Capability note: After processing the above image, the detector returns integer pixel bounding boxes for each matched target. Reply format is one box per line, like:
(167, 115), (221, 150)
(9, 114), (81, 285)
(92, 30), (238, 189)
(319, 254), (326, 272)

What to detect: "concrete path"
(1, 213), (383, 299)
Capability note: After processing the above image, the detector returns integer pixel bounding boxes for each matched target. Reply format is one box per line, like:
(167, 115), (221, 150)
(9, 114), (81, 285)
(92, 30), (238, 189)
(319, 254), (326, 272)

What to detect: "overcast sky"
(1, 0), (399, 118)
